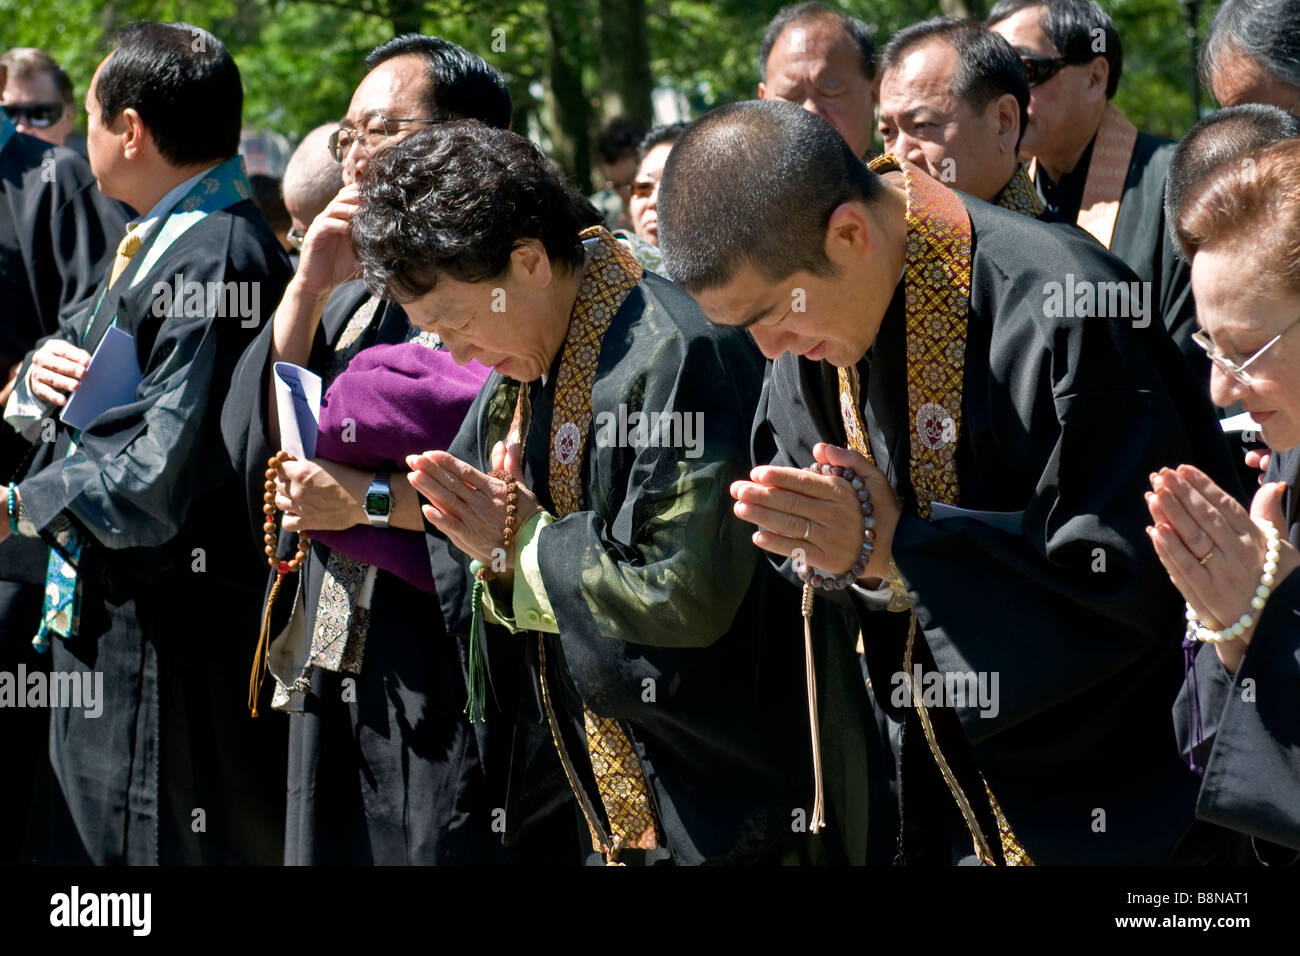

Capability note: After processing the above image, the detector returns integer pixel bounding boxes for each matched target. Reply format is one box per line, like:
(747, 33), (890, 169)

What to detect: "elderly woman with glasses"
(349, 122), (820, 866)
(1149, 137), (1300, 861)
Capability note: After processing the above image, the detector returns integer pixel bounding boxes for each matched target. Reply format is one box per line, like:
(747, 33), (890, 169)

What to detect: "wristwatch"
(363, 472), (392, 528)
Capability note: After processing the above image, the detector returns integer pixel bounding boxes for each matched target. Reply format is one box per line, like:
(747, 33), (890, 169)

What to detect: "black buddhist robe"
(1174, 446), (1300, 863)
(756, 196), (1244, 864)
(1035, 132), (1202, 380)
(430, 272), (825, 865)
(220, 279), (497, 865)
(14, 192), (292, 865)
(0, 132), (128, 863)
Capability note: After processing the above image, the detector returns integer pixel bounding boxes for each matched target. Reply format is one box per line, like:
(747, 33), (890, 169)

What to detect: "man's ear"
(992, 93), (1020, 154)
(511, 239), (554, 288)
(1085, 56), (1109, 102)
(120, 107), (148, 160)
(757, 81), (769, 100)
(825, 201), (873, 262)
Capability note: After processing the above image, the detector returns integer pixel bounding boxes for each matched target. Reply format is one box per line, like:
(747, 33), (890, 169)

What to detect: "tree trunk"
(598, 0), (653, 123)
(389, 0), (425, 37)
(544, 0), (593, 189)
(939, 0), (980, 19)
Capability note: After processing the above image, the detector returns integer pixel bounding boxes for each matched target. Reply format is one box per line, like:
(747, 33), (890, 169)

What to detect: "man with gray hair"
(758, 1), (877, 158)
(281, 123), (343, 251)
(1200, 0), (1300, 111)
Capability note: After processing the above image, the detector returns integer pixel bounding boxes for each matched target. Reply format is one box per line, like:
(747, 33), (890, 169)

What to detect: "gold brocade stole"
(1027, 102), (1137, 249)
(992, 164), (1046, 219)
(525, 226), (660, 863)
(846, 155), (1032, 866)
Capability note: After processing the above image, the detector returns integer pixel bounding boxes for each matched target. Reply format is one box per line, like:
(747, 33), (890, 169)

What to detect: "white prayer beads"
(1185, 520), (1282, 644)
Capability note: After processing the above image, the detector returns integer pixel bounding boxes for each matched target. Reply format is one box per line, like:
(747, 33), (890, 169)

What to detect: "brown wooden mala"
(249, 450), (311, 716)
(476, 468), (519, 581)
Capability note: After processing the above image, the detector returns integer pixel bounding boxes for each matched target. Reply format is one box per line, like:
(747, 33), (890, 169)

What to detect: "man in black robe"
(221, 35), (515, 865)
(0, 77), (128, 864)
(877, 18), (1048, 218)
(988, 0), (1196, 368)
(659, 99), (1243, 864)
(1, 22), (292, 864)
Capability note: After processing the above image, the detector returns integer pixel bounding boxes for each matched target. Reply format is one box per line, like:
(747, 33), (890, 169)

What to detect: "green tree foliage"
(0, 0), (1223, 183)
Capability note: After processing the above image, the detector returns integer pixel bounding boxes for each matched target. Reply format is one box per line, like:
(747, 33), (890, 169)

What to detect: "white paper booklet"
(272, 362), (322, 459)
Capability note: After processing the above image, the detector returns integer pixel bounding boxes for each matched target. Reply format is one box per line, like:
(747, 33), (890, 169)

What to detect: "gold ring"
(1199, 547), (1215, 566)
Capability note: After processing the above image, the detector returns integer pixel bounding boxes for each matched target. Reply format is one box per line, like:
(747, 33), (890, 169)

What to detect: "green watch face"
(365, 491), (390, 514)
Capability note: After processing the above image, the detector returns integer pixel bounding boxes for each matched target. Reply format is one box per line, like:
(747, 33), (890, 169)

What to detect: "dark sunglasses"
(1019, 56), (1075, 87)
(4, 102), (65, 128)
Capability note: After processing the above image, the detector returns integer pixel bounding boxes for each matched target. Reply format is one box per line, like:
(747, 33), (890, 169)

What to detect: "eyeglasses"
(1192, 314), (1300, 385)
(287, 225), (307, 250)
(4, 102), (65, 128)
(328, 113), (441, 162)
(1019, 56), (1075, 87)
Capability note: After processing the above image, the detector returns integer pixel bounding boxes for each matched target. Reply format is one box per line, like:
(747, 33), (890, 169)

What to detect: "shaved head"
(659, 99), (882, 292)
(283, 123), (344, 230)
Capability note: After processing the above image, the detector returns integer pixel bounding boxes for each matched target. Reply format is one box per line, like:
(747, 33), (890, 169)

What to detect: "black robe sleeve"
(1, 136), (129, 369)
(1111, 134), (1203, 379)
(18, 200), (292, 565)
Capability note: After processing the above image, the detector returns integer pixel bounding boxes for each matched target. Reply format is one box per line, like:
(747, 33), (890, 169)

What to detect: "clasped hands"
(406, 441), (543, 586)
(730, 442), (901, 585)
(1146, 464), (1299, 672)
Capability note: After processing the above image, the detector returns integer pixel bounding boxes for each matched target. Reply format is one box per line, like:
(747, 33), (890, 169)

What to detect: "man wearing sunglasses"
(0, 48), (75, 148)
(989, 1), (1198, 371)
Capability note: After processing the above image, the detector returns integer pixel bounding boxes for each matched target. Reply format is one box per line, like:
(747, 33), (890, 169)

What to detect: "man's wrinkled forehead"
(769, 18), (859, 76)
(346, 55), (429, 126)
(880, 41), (960, 111)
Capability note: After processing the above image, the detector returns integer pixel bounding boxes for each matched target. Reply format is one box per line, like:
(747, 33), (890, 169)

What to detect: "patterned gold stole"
(842, 155), (1032, 866)
(1028, 102), (1137, 248)
(515, 226), (660, 863)
(992, 164), (1046, 219)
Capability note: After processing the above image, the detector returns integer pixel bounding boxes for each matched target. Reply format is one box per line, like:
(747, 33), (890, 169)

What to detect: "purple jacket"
(312, 342), (489, 592)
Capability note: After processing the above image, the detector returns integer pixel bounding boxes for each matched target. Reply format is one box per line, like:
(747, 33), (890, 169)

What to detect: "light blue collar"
(127, 165), (218, 239)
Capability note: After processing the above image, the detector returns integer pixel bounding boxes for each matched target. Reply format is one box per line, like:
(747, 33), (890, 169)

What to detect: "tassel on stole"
(249, 566), (288, 717)
(802, 583), (826, 833)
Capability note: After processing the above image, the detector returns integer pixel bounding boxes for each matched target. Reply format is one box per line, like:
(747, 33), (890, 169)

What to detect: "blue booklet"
(60, 326), (144, 431)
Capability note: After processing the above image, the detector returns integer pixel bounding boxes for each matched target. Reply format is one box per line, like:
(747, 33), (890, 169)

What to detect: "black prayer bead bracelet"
(795, 462), (875, 591)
